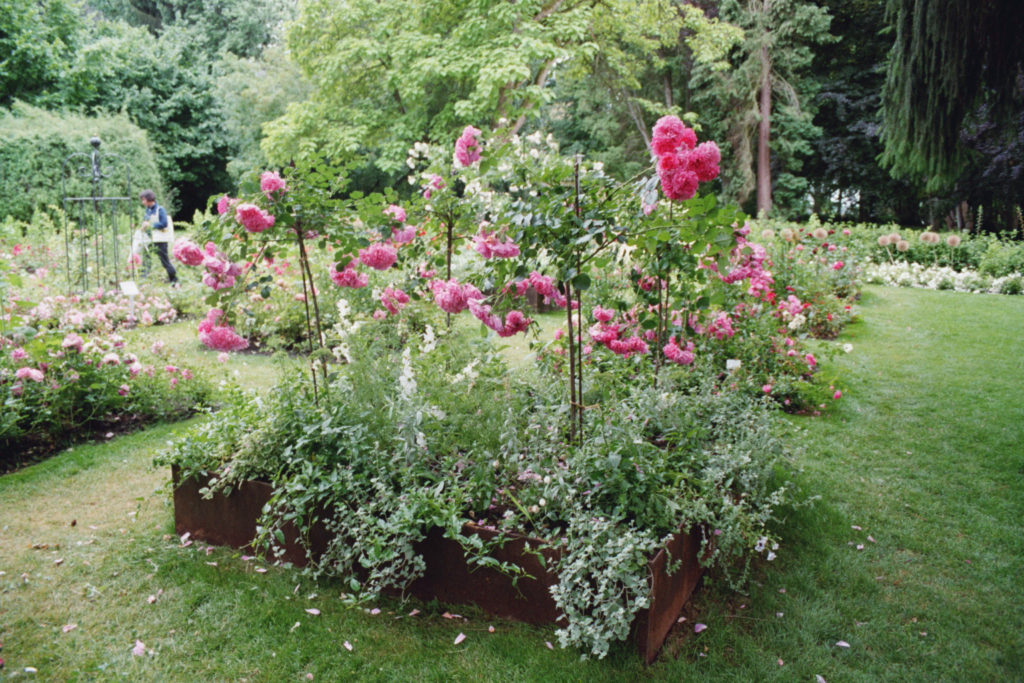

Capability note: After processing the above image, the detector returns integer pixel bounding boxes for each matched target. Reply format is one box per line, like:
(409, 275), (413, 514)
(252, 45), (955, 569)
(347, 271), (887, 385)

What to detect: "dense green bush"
(0, 102), (166, 223)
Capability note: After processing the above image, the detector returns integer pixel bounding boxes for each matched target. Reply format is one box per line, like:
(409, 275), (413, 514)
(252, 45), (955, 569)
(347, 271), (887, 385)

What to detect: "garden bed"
(172, 467), (704, 663)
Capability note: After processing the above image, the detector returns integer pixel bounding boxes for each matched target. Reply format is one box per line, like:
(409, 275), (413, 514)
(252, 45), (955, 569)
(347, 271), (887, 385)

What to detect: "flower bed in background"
(0, 328), (213, 468)
(864, 261), (1023, 295)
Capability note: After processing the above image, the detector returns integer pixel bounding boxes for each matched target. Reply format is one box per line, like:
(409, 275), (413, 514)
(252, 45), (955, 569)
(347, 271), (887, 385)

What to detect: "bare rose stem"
(293, 224), (321, 404)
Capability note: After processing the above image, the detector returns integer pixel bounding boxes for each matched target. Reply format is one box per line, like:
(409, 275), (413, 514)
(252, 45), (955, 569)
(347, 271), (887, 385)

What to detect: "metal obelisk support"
(61, 137), (132, 293)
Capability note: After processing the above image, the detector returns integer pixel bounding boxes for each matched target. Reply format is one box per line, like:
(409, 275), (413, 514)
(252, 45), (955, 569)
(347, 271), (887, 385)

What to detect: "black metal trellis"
(61, 137), (134, 293)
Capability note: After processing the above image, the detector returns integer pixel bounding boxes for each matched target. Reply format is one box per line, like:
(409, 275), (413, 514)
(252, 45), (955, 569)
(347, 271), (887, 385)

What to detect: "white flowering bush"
(863, 261), (1023, 295)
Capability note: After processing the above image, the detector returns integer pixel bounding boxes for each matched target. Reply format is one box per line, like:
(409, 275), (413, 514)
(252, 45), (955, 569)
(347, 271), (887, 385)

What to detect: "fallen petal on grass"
(836, 640), (850, 648)
(408, 609), (420, 617)
(343, 641), (353, 652)
(61, 624), (77, 633)
(488, 625), (495, 633)
(454, 633), (466, 645)
(694, 623), (707, 633)
(305, 608), (320, 616)
(131, 640), (145, 656)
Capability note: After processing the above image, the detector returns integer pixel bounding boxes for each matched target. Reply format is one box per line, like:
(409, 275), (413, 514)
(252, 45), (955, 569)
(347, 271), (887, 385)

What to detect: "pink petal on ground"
(147, 595), (157, 604)
(240, 555), (254, 561)
(62, 624), (77, 633)
(441, 611), (462, 620)
(545, 641), (554, 650)
(776, 612), (784, 618)
(131, 640), (146, 656)
(369, 608), (381, 616)
(343, 641), (353, 651)
(867, 535), (876, 543)
(305, 608), (320, 616)
(778, 588), (786, 594)
(179, 532), (190, 544)
(836, 640), (850, 648)
(408, 609), (420, 617)
(856, 544), (865, 550)
(778, 658), (784, 666)
(677, 616), (687, 623)
(454, 633), (466, 645)
(851, 525), (862, 531)
(54, 558), (64, 565)
(694, 623), (707, 633)
(816, 676), (827, 683)
(488, 626), (495, 633)
(305, 674), (314, 681)
(254, 567), (267, 573)
(205, 561), (218, 566)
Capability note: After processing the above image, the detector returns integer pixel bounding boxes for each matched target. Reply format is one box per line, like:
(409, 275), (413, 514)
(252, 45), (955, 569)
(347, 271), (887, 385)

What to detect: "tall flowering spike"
(455, 125), (482, 166)
(235, 203), (275, 233)
(359, 243), (397, 270)
(260, 171), (287, 200)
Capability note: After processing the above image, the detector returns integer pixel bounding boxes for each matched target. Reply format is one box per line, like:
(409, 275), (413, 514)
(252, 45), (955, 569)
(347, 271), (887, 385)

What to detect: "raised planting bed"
(171, 467), (704, 663)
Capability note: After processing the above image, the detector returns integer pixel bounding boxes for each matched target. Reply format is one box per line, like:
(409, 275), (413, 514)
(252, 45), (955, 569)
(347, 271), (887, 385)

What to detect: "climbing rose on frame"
(198, 308), (249, 352)
(651, 116), (697, 156)
(216, 195), (237, 215)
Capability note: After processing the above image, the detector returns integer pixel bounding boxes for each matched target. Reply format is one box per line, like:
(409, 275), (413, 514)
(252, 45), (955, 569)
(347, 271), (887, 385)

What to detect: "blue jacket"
(144, 203), (168, 230)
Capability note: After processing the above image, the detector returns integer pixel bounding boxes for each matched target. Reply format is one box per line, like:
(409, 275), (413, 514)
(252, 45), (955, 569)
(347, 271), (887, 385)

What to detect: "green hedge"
(0, 101), (166, 222)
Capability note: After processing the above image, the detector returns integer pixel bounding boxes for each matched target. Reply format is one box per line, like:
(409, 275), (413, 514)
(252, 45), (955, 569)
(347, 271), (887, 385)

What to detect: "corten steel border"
(171, 468), (703, 663)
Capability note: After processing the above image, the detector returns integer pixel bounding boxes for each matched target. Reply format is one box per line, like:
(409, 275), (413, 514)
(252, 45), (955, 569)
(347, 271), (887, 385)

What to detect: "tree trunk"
(756, 42), (772, 216)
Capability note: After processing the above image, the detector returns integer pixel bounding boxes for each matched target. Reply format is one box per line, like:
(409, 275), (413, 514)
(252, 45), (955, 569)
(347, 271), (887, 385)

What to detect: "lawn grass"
(1, 285), (1022, 681)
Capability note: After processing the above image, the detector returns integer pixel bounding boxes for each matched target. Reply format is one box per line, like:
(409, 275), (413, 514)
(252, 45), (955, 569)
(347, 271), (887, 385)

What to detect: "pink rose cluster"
(217, 195), (239, 215)
(650, 115), (720, 201)
(472, 228), (520, 259)
(455, 126), (482, 167)
(663, 337), (695, 365)
(423, 174), (445, 199)
(383, 204), (407, 224)
(587, 307), (650, 359)
(197, 308), (249, 352)
(235, 203), (275, 233)
(513, 271), (568, 308)
(260, 171), (288, 200)
(172, 239), (205, 267)
(467, 300), (531, 338)
(721, 230), (774, 299)
(379, 286), (410, 316)
(200, 242), (242, 290)
(429, 278), (483, 314)
(359, 243), (397, 271)
(330, 259), (369, 288)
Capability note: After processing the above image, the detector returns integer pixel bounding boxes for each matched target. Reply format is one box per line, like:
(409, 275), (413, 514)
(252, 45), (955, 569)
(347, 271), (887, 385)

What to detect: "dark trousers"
(155, 242), (177, 283)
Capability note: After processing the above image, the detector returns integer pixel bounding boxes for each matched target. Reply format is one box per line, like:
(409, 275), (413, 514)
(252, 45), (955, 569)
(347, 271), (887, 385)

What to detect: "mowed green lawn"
(0, 285), (1021, 681)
